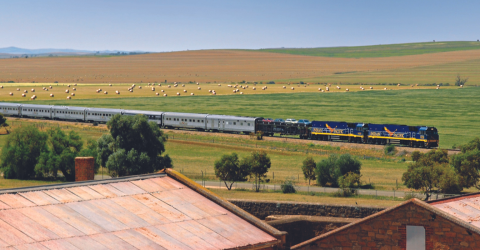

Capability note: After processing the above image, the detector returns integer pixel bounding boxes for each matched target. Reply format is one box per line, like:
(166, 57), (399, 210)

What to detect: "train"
(0, 102), (439, 148)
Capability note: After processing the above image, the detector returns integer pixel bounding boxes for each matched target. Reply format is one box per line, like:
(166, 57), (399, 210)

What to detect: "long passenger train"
(0, 102), (439, 148)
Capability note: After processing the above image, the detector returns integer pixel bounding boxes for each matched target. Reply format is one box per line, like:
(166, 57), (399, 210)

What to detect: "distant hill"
(0, 47), (150, 57)
(257, 41), (480, 58)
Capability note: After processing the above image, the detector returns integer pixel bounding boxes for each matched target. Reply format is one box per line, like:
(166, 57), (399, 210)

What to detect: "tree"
(35, 128), (83, 181)
(402, 149), (461, 200)
(455, 74), (469, 86)
(0, 126), (48, 179)
(337, 172), (362, 197)
(98, 114), (172, 177)
(214, 153), (250, 190)
(315, 154), (361, 187)
(78, 139), (100, 172)
(450, 137), (480, 189)
(0, 113), (9, 134)
(243, 151), (271, 192)
(301, 157), (316, 186)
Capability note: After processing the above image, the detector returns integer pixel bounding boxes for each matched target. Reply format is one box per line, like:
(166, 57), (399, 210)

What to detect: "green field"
(258, 41), (480, 58)
(21, 86), (480, 148)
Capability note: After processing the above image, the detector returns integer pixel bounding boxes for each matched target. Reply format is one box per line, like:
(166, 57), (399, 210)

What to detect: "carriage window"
(248, 123), (250, 126)
(202, 120), (204, 122)
(241, 123), (243, 126)
(233, 122), (236, 125)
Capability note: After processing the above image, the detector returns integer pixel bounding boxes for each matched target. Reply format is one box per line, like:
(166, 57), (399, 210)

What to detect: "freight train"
(0, 102), (439, 148)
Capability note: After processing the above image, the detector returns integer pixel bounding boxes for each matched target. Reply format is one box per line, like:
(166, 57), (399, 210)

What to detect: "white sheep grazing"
(50, 94), (54, 97)
(228, 85), (232, 87)
(176, 92), (180, 96)
(346, 89), (349, 92)
(49, 86), (52, 89)
(398, 84), (401, 86)
(240, 92), (243, 95)
(196, 82), (199, 85)
(436, 87), (439, 89)
(31, 89), (35, 92)
(370, 87), (373, 89)
(96, 90), (100, 93)
(152, 87), (155, 91)
(168, 85), (171, 88)
(99, 88), (102, 91)
(164, 94), (167, 96)
(384, 88), (387, 90)
(209, 90), (212, 93)
(291, 87), (295, 90)
(416, 84), (419, 86)
(73, 88), (76, 91)
(218, 84), (221, 86)
(9, 92), (13, 96)
(148, 83), (151, 86)
(129, 89), (133, 92)
(31, 95), (36, 100)
(17, 88), (20, 91)
(71, 93), (75, 96)
(437, 85), (440, 87)
(236, 89), (240, 92)
(198, 87), (201, 90)
(156, 92), (159, 96)
(321, 90), (325, 92)
(336, 86), (341, 89)
(22, 94), (26, 97)
(326, 87), (329, 91)
(161, 89), (164, 92)
(46, 89), (49, 91)
(67, 84), (71, 87)
(182, 84), (185, 87)
(360, 86), (363, 89)
(132, 84), (135, 87)
(104, 91), (108, 94)
(233, 90), (236, 93)
(252, 87), (256, 90)
(184, 90), (187, 93)
(116, 90), (120, 94)
(318, 88), (322, 91)
(461, 85), (463, 88)
(24, 90), (28, 93)
(74, 83), (77, 86)
(139, 86), (142, 89)
(283, 86), (286, 89)
(109, 84), (112, 86)
(67, 96), (71, 99)
(212, 92), (216, 95)
(190, 93), (194, 96)
(65, 89), (69, 93)
(0, 86), (3, 88)
(158, 83), (161, 86)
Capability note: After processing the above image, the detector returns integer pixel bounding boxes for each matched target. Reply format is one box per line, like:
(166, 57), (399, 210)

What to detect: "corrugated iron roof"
(431, 194), (480, 228)
(0, 174), (279, 249)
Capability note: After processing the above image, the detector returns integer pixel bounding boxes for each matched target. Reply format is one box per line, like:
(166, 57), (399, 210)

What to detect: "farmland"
(0, 42), (480, 85)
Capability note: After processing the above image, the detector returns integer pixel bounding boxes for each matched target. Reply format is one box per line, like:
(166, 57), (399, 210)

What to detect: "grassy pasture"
(1, 48), (480, 85)
(8, 85), (477, 148)
(258, 41), (480, 58)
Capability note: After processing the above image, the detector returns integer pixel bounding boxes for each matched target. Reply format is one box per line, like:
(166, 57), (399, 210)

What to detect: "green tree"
(214, 153), (250, 190)
(450, 137), (480, 189)
(301, 157), (316, 186)
(98, 114), (172, 177)
(455, 74), (468, 86)
(78, 139), (100, 173)
(0, 126), (48, 179)
(0, 113), (9, 134)
(337, 172), (361, 197)
(402, 149), (461, 200)
(243, 151), (271, 192)
(315, 154), (361, 187)
(35, 128), (83, 181)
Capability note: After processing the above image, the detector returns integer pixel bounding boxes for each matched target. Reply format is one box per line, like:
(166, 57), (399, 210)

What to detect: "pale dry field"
(1, 49), (480, 84)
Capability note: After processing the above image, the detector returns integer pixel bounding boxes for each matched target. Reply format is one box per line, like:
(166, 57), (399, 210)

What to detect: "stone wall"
(228, 199), (385, 220)
(292, 202), (480, 250)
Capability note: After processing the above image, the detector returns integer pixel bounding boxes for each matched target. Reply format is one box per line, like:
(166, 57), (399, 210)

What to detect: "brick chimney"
(75, 157), (95, 181)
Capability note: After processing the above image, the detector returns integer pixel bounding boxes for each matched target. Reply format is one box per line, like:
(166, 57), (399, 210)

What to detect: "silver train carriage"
(205, 115), (260, 134)
(21, 104), (54, 119)
(85, 108), (123, 123)
(162, 112), (208, 130)
(53, 106), (87, 121)
(0, 102), (22, 117)
(123, 110), (164, 125)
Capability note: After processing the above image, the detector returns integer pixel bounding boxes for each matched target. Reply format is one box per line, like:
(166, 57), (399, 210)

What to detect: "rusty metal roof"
(430, 193), (480, 228)
(0, 174), (279, 249)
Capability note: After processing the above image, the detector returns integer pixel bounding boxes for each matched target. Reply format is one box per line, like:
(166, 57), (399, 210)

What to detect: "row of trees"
(402, 137), (480, 200)
(0, 114), (172, 181)
(214, 151), (271, 192)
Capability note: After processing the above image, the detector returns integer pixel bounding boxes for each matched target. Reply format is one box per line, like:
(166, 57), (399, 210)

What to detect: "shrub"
(316, 154), (361, 187)
(384, 144), (396, 155)
(92, 122), (98, 126)
(281, 177), (296, 194)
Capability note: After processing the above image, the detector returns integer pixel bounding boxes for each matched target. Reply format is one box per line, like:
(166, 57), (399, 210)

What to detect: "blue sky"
(1, 0), (478, 51)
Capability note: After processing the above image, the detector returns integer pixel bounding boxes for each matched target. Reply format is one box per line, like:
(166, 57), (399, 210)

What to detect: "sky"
(1, 0), (479, 52)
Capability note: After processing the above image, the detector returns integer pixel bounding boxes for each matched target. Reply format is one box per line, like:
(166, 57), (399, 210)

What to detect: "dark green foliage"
(0, 113), (9, 134)
(411, 151), (422, 162)
(242, 151), (271, 192)
(99, 114), (172, 177)
(384, 144), (396, 155)
(301, 156), (316, 185)
(455, 74), (469, 86)
(336, 172), (361, 197)
(450, 137), (480, 189)
(316, 154), (362, 187)
(78, 139), (100, 173)
(35, 128), (84, 181)
(280, 177), (296, 194)
(214, 153), (250, 190)
(0, 126), (48, 179)
(402, 149), (461, 200)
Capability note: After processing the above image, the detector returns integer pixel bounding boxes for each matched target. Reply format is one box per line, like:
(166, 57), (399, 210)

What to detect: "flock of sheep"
(2, 82), (464, 100)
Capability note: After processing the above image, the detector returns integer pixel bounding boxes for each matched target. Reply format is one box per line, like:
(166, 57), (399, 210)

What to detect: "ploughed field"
(1, 44), (480, 85)
(1, 84), (477, 149)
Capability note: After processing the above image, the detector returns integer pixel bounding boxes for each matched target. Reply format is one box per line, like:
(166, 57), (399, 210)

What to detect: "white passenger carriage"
(0, 102), (22, 117)
(21, 104), (53, 119)
(162, 112), (208, 130)
(53, 106), (87, 121)
(206, 115), (259, 134)
(85, 108), (123, 123)
(123, 110), (164, 125)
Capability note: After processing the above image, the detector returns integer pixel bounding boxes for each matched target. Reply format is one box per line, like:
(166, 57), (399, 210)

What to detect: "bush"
(281, 177), (296, 193)
(92, 122), (98, 126)
(316, 154), (361, 187)
(384, 144), (396, 155)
